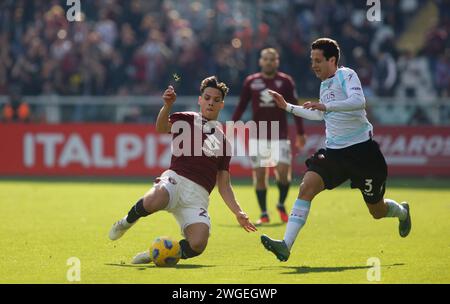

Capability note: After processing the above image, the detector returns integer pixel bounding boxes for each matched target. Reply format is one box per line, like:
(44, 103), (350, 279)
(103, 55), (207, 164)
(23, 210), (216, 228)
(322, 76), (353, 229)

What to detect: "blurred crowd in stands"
(0, 0), (449, 123)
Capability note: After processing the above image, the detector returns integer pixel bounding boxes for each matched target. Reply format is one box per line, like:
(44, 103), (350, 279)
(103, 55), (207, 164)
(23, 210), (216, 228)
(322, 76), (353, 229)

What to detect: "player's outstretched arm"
(268, 90), (324, 121)
(217, 171), (257, 232)
(156, 86), (177, 133)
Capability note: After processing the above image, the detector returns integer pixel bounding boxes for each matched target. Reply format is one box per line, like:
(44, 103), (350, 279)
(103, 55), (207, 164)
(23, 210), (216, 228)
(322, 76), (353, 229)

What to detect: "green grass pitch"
(0, 177), (449, 284)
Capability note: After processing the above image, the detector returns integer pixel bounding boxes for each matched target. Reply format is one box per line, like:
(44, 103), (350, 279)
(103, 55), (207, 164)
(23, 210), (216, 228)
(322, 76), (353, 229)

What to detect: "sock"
(125, 198), (150, 224)
(256, 189), (267, 214)
(179, 239), (201, 259)
(283, 199), (311, 250)
(385, 198), (407, 221)
(277, 182), (290, 208)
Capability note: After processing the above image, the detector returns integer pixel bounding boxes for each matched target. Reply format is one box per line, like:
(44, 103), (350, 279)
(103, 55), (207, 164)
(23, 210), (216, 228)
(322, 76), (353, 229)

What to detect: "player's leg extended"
(274, 162), (291, 223)
(366, 197), (411, 237)
(261, 171), (324, 261)
(180, 223), (209, 259)
(109, 183), (170, 241)
(132, 222), (209, 264)
(253, 167), (270, 225)
(359, 140), (411, 237)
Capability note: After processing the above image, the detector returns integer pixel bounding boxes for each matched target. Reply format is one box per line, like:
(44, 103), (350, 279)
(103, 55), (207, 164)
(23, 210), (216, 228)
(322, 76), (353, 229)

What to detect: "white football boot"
(131, 250), (152, 264)
(108, 216), (136, 240)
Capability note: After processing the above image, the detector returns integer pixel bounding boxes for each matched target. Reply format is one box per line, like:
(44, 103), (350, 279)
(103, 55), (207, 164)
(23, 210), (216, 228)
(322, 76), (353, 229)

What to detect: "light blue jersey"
(319, 67), (373, 149)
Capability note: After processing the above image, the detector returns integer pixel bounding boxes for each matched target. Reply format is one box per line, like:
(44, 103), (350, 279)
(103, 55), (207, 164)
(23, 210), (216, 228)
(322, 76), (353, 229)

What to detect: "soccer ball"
(150, 236), (181, 267)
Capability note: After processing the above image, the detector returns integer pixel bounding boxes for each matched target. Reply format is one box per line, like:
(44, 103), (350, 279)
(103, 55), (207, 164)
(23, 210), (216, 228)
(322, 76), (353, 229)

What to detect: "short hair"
(311, 38), (340, 66)
(260, 48), (279, 59)
(200, 76), (229, 100)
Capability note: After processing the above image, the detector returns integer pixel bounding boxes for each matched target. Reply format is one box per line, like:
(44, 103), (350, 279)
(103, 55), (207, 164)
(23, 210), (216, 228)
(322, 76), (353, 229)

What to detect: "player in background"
(109, 76), (257, 263)
(232, 48), (306, 226)
(260, 38), (411, 261)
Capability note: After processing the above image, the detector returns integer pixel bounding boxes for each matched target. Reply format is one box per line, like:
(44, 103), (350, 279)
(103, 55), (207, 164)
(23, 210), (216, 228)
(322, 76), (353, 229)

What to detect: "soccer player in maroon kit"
(232, 48), (306, 225)
(109, 76), (257, 263)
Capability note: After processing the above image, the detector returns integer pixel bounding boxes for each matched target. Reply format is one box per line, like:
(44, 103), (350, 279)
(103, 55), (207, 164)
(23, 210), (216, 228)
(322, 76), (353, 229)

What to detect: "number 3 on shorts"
(364, 179), (373, 193)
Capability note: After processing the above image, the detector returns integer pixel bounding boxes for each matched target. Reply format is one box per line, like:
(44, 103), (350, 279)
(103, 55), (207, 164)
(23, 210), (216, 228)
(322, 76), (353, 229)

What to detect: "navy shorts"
(305, 139), (387, 204)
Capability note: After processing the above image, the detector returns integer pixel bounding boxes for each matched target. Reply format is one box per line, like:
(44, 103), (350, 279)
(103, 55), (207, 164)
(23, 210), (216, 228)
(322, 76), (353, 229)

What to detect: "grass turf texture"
(0, 178), (449, 284)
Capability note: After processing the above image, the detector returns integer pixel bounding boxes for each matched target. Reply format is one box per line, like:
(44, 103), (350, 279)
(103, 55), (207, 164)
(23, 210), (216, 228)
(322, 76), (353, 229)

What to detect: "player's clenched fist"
(162, 85), (176, 105)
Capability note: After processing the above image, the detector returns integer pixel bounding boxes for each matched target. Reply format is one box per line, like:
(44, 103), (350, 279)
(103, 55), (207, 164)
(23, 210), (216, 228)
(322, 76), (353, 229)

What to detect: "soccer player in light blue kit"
(260, 38), (412, 262)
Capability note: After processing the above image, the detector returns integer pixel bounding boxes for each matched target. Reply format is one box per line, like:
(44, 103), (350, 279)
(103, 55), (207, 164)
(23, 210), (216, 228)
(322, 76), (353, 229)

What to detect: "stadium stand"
(0, 0), (448, 124)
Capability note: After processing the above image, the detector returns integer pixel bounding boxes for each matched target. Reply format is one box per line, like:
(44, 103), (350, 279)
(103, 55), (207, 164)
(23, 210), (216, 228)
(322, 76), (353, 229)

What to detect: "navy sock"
(179, 239), (201, 259)
(256, 189), (267, 214)
(277, 182), (290, 207)
(126, 198), (150, 223)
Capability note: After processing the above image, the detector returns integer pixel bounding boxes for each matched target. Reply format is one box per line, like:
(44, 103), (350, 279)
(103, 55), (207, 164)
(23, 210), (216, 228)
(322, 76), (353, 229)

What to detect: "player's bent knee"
(183, 223), (209, 255)
(253, 169), (268, 188)
(277, 175), (291, 185)
(255, 181), (267, 190)
(142, 186), (169, 213)
(275, 168), (290, 184)
(369, 209), (385, 220)
(298, 171), (324, 201)
(367, 198), (387, 220)
(298, 181), (319, 201)
(255, 178), (267, 189)
(189, 239), (208, 254)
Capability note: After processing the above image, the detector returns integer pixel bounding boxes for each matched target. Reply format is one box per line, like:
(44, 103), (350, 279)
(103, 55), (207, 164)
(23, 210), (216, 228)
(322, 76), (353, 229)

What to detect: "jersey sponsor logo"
(275, 80), (283, 88)
(322, 91), (335, 102)
(202, 134), (221, 157)
(350, 87), (362, 91)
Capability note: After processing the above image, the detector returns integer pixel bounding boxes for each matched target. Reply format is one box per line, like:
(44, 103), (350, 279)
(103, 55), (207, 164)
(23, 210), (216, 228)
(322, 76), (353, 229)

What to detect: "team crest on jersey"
(275, 80), (283, 88)
(203, 124), (211, 133)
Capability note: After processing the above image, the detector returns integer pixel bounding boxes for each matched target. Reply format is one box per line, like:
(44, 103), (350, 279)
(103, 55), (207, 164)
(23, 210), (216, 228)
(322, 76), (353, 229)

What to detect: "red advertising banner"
(293, 125), (450, 177)
(0, 124), (449, 177)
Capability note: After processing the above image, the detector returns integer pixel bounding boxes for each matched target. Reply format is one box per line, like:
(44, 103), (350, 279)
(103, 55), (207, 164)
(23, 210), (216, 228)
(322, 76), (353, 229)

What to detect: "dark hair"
(311, 38), (340, 66)
(200, 76), (229, 100)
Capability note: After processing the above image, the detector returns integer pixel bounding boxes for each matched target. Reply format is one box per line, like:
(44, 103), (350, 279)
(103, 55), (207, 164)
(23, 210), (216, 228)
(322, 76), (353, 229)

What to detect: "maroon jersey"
(168, 112), (231, 194)
(232, 72), (304, 139)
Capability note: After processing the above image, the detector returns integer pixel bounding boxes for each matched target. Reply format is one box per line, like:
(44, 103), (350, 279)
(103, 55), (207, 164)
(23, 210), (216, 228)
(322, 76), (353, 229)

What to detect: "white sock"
(385, 199), (407, 221)
(121, 215), (134, 227)
(283, 199), (311, 250)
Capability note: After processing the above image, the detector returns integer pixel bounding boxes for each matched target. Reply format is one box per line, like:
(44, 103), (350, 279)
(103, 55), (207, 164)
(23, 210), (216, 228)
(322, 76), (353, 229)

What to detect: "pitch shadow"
(104, 263), (215, 270)
(253, 263), (405, 275)
(280, 263), (406, 274)
(218, 222), (285, 229)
